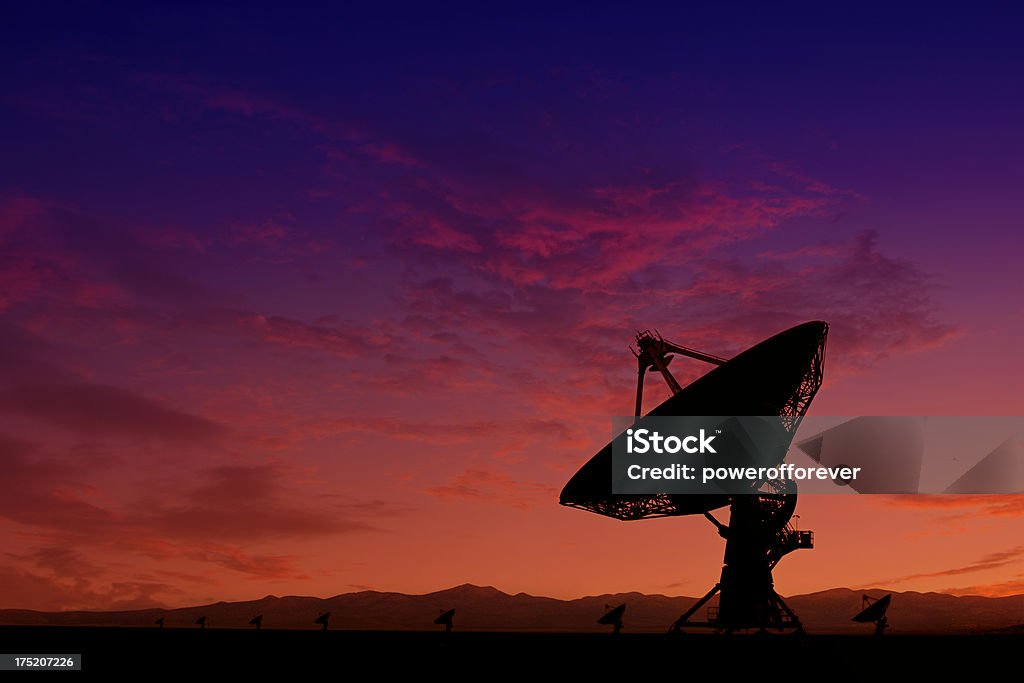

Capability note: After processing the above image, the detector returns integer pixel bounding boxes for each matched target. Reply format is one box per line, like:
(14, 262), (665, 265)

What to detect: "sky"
(2, 3), (1024, 611)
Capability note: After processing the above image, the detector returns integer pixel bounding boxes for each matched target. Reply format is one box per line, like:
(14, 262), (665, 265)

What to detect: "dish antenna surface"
(598, 604), (626, 635)
(154, 617), (164, 629)
(434, 608), (456, 633)
(314, 612), (330, 631)
(562, 322), (828, 633)
(195, 615), (207, 629)
(853, 594), (892, 636)
(249, 614), (263, 630)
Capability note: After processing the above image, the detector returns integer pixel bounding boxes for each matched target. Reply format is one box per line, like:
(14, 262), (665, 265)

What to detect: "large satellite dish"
(561, 322), (826, 519)
(561, 322), (828, 633)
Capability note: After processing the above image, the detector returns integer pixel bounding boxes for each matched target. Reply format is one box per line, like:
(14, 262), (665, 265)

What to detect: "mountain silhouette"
(1, 584), (1022, 634)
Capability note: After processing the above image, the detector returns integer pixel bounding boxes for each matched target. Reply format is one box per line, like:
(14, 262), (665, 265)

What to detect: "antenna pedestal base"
(672, 496), (809, 634)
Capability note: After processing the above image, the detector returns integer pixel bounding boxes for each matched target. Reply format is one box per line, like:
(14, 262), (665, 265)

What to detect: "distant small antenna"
(155, 617), (164, 629)
(249, 614), (263, 630)
(434, 608), (455, 634)
(195, 615), (207, 630)
(852, 594), (891, 636)
(314, 611), (331, 632)
(598, 603), (626, 635)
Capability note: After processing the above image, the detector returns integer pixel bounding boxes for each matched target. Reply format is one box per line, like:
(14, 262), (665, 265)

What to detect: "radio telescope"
(314, 612), (330, 632)
(853, 594), (892, 636)
(434, 608), (456, 633)
(561, 322), (828, 633)
(598, 604), (626, 635)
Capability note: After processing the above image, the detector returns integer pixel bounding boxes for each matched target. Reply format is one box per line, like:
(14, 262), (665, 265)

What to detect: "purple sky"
(2, 4), (1024, 610)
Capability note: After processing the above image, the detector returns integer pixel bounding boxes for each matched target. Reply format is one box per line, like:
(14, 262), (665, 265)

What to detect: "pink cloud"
(145, 75), (423, 168)
(941, 578), (1024, 598)
(0, 563), (181, 611)
(240, 313), (388, 358)
(230, 220), (290, 246)
(883, 494), (1024, 519)
(425, 467), (557, 508)
(137, 465), (377, 542)
(0, 436), (120, 535)
(182, 545), (307, 581)
(0, 438), (389, 588)
(859, 546), (1024, 588)
(406, 217), (482, 254)
(0, 196), (45, 239)
(0, 383), (223, 441)
(359, 142), (421, 167)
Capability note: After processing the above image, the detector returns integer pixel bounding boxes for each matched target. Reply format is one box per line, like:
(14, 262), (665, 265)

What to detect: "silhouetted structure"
(249, 614), (263, 630)
(598, 604), (626, 635)
(155, 617), (164, 629)
(314, 612), (330, 632)
(562, 322), (828, 634)
(853, 594), (892, 636)
(195, 615), (207, 630)
(434, 608), (455, 634)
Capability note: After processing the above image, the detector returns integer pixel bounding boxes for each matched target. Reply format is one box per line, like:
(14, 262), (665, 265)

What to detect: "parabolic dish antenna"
(598, 603), (626, 635)
(853, 594), (892, 636)
(561, 322), (828, 633)
(434, 608), (456, 633)
(561, 322), (827, 519)
(314, 612), (330, 631)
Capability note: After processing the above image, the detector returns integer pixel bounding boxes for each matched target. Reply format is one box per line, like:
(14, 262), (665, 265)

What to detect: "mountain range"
(2, 585), (1022, 634)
